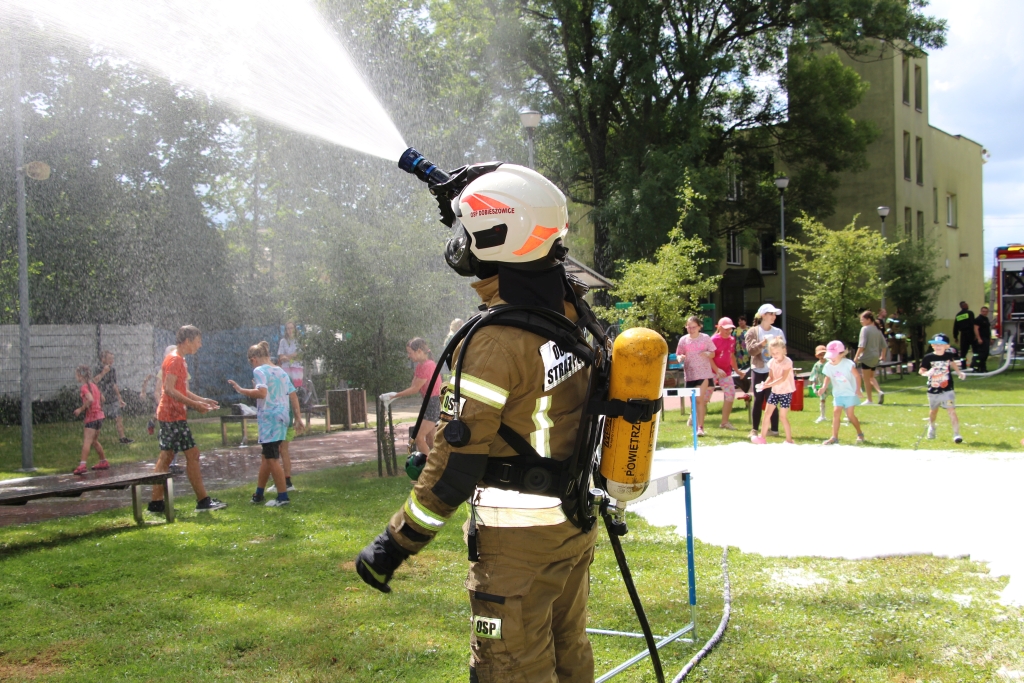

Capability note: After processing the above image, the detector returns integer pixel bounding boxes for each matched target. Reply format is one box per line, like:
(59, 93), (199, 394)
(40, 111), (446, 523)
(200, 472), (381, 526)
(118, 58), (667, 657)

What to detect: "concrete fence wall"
(0, 324), (158, 401)
(0, 324), (284, 402)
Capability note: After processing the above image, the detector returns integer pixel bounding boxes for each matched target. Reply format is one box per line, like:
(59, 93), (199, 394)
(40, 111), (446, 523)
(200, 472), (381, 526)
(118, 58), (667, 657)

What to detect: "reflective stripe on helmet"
(512, 225), (560, 256)
(404, 490), (446, 528)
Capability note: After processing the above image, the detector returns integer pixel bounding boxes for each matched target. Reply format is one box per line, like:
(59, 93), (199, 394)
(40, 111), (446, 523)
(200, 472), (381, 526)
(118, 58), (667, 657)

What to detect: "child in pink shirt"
(72, 365), (109, 475)
(676, 316), (717, 436)
(710, 317), (746, 430)
(750, 337), (795, 444)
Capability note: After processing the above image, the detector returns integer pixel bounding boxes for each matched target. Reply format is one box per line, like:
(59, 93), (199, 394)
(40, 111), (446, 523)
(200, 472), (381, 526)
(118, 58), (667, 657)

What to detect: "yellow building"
(718, 44), (985, 350)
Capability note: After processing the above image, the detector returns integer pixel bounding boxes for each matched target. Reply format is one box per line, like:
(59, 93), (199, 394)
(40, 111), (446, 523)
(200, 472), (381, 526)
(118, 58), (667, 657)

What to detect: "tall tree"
(784, 214), (897, 346)
(494, 0), (946, 274)
(884, 236), (950, 359)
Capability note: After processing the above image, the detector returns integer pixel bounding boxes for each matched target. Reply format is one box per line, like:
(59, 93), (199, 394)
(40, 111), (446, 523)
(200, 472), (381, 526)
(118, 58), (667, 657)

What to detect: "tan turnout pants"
(467, 519), (597, 683)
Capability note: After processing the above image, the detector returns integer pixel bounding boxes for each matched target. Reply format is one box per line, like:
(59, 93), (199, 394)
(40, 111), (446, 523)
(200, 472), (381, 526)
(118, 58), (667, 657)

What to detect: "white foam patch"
(633, 443), (1024, 605)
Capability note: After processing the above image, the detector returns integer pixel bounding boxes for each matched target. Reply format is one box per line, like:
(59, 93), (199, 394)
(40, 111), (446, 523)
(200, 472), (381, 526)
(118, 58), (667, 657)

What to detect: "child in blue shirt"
(817, 340), (865, 445)
(228, 341), (296, 507)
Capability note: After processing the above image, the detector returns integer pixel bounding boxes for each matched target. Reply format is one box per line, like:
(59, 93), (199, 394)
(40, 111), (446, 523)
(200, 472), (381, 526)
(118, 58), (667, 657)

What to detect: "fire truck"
(993, 244), (1024, 358)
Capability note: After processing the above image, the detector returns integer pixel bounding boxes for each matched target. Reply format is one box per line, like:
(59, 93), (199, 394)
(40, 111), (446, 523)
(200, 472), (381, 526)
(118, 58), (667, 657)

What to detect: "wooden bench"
(220, 414), (254, 445)
(0, 470), (177, 524)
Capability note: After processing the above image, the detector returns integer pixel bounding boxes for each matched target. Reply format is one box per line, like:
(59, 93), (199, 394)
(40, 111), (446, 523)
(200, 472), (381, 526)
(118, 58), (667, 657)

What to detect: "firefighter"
(355, 163), (598, 682)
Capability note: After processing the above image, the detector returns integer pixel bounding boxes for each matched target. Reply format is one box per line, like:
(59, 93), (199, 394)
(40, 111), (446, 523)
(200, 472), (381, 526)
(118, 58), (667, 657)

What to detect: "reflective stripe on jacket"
(387, 275), (591, 554)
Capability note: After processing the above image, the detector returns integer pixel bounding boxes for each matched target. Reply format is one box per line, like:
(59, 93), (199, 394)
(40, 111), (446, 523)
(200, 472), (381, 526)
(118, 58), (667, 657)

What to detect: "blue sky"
(925, 0), (1023, 272)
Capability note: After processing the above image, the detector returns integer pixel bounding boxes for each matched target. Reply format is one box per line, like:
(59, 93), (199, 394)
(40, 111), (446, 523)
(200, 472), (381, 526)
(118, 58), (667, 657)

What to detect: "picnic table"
(0, 470), (177, 524)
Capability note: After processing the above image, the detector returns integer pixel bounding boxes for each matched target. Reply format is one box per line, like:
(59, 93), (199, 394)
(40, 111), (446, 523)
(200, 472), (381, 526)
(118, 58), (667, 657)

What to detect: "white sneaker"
(265, 498), (290, 507)
(860, 399), (873, 406)
(927, 424), (936, 440)
(953, 434), (963, 444)
(814, 416), (827, 424)
(286, 485), (297, 492)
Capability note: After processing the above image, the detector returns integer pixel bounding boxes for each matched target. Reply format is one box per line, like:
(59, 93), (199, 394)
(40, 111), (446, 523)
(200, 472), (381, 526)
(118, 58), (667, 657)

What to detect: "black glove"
(355, 528), (410, 593)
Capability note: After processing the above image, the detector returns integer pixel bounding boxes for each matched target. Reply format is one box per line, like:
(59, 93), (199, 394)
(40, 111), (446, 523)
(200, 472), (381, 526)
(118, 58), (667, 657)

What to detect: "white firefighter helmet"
(454, 164), (568, 267)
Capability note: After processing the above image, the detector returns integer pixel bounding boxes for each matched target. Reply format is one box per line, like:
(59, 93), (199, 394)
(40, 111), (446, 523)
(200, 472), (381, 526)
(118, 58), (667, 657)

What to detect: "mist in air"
(1, 0), (408, 160)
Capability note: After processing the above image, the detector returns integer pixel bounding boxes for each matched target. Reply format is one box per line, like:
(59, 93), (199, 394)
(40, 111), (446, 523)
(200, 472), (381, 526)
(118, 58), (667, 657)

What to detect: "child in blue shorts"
(817, 340), (865, 445)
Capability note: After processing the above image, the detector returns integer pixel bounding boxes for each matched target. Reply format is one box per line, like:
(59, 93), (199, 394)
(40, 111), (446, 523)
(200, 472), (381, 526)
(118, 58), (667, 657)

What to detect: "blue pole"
(689, 388), (699, 451)
(683, 471), (697, 636)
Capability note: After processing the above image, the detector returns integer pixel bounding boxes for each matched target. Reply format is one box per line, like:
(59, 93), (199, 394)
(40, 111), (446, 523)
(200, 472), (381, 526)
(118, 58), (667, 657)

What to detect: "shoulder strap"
(477, 305), (595, 366)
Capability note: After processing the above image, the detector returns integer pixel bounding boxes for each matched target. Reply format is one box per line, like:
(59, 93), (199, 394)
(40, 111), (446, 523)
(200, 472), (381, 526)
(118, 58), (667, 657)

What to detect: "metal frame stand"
(589, 470), (697, 682)
(375, 398), (398, 477)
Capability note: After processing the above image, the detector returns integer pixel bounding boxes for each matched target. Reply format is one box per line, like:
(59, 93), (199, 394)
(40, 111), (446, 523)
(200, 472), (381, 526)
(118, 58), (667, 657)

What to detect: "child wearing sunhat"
(710, 317), (746, 430)
(919, 332), (966, 443)
(808, 345), (829, 423)
(817, 341), (865, 445)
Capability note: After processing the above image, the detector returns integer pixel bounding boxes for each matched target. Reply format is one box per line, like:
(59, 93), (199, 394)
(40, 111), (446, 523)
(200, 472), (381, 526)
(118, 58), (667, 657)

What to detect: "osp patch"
(472, 615), (502, 640)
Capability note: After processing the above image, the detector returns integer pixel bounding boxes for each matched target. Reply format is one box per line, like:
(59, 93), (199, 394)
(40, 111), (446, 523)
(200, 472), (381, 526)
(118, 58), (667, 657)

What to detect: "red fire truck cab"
(994, 244), (1024, 352)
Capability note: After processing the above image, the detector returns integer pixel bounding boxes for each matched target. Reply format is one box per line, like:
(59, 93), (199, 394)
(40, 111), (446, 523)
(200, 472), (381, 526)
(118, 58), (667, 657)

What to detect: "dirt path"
(0, 423), (414, 527)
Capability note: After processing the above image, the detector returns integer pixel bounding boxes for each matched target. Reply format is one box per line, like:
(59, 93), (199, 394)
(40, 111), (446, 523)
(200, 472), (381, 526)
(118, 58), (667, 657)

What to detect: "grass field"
(1, 462), (1021, 682)
(2, 370), (1022, 681)
(0, 412), (248, 480)
(659, 368), (1024, 452)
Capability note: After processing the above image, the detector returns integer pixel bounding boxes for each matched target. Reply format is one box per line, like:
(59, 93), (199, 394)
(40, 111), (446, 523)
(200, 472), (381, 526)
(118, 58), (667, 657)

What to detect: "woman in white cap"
(744, 303), (785, 437)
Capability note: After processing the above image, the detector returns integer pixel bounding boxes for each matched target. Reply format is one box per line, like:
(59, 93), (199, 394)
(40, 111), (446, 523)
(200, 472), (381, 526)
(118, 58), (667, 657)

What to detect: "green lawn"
(1, 463), (1021, 682)
(660, 368), (1024, 452)
(0, 412), (249, 480)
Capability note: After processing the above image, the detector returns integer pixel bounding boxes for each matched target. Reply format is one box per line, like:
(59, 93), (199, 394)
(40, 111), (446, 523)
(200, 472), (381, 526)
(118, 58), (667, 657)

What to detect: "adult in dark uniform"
(972, 305), (991, 372)
(953, 301), (975, 363)
(355, 162), (599, 682)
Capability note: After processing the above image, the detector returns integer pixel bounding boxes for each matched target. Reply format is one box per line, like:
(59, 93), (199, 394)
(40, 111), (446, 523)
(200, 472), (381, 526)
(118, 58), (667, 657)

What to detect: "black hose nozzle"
(398, 147), (451, 186)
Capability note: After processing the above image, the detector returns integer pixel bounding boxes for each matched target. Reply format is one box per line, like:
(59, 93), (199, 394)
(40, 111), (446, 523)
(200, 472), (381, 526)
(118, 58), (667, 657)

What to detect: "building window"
(915, 137), (923, 185)
(917, 211), (925, 241)
(904, 207), (912, 238)
(759, 232), (777, 273)
(946, 194), (957, 227)
(726, 232), (743, 265)
(914, 65), (923, 111)
(726, 168), (740, 202)
(902, 56), (910, 105)
(903, 132), (911, 180)
(933, 188), (939, 223)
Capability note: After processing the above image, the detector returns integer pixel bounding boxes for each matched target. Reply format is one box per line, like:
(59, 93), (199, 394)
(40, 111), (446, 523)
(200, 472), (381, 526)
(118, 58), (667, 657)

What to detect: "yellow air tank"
(599, 327), (668, 502)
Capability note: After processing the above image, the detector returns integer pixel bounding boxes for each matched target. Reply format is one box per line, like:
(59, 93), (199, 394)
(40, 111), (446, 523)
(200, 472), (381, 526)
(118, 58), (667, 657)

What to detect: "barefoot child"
(711, 317), (746, 430)
(808, 345), (829, 423)
(228, 341), (294, 507)
(919, 333), (966, 444)
(817, 341), (865, 445)
(72, 365), (110, 475)
(750, 337), (795, 444)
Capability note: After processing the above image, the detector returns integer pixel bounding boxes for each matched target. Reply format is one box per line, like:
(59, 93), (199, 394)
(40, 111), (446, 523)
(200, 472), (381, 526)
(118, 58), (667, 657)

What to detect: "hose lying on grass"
(672, 547), (731, 682)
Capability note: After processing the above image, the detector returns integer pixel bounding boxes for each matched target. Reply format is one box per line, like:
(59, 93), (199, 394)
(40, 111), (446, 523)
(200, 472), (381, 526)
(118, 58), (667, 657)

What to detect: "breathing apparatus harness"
(397, 148), (661, 532)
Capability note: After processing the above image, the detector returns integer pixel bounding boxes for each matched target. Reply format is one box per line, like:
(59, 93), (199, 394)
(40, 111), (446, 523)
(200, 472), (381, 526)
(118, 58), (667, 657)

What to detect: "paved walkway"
(0, 423), (413, 526)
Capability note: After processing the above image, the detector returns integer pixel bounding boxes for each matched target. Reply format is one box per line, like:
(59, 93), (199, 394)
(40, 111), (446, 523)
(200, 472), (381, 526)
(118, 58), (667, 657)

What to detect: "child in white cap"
(817, 341), (865, 445)
(919, 332), (966, 443)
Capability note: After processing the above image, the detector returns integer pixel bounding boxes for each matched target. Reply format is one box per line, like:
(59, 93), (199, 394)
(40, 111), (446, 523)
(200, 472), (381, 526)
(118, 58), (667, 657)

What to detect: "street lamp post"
(774, 177), (789, 337)
(12, 42), (35, 471)
(518, 110), (541, 169)
(878, 206), (890, 310)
